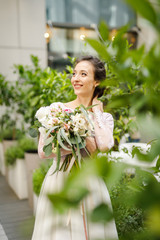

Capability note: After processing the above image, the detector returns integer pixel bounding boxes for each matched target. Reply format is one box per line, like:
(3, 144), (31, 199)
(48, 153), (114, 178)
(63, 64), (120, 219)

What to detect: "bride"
(31, 55), (118, 240)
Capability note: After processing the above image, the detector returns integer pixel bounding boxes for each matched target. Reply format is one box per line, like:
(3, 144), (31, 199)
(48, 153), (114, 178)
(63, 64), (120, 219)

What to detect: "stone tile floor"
(0, 174), (34, 240)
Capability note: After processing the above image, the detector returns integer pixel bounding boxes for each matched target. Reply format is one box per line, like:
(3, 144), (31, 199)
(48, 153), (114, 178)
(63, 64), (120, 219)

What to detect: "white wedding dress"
(31, 102), (118, 240)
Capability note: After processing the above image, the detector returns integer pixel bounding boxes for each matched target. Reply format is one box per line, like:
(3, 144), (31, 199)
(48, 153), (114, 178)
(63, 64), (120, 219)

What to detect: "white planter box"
(25, 152), (42, 210)
(0, 142), (5, 175)
(8, 158), (28, 199)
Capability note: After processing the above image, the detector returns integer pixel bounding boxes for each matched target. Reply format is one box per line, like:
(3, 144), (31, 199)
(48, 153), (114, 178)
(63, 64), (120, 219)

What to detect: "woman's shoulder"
(49, 102), (64, 108)
(94, 110), (113, 121)
(50, 101), (74, 111)
(102, 112), (114, 121)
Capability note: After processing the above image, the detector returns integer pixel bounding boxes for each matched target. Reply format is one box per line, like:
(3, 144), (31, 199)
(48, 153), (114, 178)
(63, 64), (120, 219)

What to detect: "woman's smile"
(73, 83), (83, 89)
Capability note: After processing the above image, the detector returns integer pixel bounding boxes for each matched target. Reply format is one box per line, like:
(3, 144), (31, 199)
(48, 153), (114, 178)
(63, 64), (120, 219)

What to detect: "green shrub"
(0, 74), (14, 106)
(2, 128), (24, 140)
(110, 173), (145, 239)
(18, 136), (37, 152)
(14, 55), (75, 125)
(5, 145), (24, 165)
(32, 160), (52, 196)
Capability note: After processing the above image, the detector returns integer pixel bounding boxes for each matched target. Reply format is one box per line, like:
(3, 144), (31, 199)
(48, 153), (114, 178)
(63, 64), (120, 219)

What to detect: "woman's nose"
(73, 73), (79, 80)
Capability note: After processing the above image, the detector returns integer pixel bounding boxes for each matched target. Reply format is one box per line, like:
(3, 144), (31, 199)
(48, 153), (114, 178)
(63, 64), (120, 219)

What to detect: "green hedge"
(5, 145), (24, 166)
(32, 160), (53, 196)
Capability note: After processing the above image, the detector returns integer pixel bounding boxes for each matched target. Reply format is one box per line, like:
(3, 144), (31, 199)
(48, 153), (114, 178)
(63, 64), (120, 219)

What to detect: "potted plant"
(1, 124), (24, 179)
(18, 136), (42, 209)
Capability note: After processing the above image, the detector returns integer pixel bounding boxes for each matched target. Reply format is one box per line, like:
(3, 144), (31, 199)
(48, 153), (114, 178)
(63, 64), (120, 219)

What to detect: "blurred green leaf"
(125, 0), (157, 26)
(98, 20), (109, 42)
(85, 38), (111, 62)
(48, 187), (89, 214)
(90, 203), (113, 223)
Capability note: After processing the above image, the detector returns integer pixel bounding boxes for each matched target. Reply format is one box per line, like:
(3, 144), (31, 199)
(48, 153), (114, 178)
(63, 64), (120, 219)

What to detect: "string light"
(80, 34), (85, 40)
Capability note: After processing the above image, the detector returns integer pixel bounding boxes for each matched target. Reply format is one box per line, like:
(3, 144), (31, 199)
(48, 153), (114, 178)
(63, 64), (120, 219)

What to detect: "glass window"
(46, 0), (136, 28)
(47, 24), (98, 70)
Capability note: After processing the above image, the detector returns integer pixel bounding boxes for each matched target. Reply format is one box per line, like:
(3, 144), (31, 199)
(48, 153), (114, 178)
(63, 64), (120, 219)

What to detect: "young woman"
(32, 56), (118, 240)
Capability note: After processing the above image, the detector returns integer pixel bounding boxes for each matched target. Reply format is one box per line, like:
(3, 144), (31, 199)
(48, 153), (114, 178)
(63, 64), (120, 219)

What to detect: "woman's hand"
(92, 96), (103, 112)
(86, 137), (97, 155)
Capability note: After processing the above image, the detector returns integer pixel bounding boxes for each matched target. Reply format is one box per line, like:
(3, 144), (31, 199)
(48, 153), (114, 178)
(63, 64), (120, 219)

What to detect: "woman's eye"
(72, 72), (76, 76)
(82, 72), (87, 76)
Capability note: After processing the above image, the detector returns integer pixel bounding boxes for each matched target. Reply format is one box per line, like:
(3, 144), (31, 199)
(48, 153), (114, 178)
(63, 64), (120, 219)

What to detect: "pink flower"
(64, 108), (72, 113)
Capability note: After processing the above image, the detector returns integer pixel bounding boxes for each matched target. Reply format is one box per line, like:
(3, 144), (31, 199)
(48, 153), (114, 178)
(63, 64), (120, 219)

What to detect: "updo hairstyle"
(75, 55), (106, 99)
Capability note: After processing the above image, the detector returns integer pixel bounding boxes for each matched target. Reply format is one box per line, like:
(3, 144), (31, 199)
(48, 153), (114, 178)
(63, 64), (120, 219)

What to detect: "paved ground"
(0, 174), (34, 240)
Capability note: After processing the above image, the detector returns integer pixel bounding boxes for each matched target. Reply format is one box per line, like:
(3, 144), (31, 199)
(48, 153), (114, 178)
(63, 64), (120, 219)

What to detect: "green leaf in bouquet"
(53, 142), (61, 173)
(57, 130), (71, 151)
(80, 105), (94, 129)
(76, 135), (81, 167)
(86, 104), (98, 110)
(28, 127), (38, 138)
(60, 128), (72, 146)
(76, 133), (82, 144)
(43, 143), (52, 157)
(79, 141), (85, 150)
(70, 137), (77, 144)
(44, 136), (53, 146)
(46, 126), (59, 138)
(76, 135), (90, 157)
(71, 146), (78, 161)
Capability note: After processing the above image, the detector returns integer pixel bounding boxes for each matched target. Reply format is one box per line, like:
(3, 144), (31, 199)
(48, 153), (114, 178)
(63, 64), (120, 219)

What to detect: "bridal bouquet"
(29, 103), (94, 172)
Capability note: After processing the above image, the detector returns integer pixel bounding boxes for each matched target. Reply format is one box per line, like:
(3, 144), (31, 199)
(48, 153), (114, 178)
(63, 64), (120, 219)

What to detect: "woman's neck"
(73, 96), (92, 108)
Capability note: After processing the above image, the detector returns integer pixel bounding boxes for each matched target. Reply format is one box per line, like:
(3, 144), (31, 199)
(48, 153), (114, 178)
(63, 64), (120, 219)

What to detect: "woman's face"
(71, 61), (98, 97)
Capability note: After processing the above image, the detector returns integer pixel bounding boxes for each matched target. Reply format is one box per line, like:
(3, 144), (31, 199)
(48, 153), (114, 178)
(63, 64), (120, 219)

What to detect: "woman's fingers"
(86, 137), (97, 154)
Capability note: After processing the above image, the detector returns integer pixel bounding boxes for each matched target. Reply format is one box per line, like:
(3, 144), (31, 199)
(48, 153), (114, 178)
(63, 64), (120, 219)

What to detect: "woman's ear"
(95, 81), (100, 87)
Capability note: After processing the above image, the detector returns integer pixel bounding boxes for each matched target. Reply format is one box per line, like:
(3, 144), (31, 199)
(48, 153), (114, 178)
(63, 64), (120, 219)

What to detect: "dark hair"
(75, 55), (106, 99)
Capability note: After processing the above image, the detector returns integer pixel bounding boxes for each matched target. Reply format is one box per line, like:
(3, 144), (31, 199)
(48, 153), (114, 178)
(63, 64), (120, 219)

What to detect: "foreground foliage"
(47, 0), (160, 239)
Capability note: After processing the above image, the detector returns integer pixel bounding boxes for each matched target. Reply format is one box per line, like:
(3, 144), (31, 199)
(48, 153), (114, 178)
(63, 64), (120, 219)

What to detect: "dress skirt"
(31, 160), (118, 240)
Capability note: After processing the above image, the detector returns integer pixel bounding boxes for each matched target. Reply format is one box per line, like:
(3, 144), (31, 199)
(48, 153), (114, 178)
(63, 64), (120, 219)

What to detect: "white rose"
(35, 106), (50, 121)
(73, 127), (79, 133)
(78, 118), (85, 125)
(40, 117), (52, 128)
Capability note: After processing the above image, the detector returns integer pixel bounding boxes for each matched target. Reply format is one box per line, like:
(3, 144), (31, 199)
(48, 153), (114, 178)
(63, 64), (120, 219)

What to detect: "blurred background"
(0, 1), (160, 239)
(0, 0), (158, 79)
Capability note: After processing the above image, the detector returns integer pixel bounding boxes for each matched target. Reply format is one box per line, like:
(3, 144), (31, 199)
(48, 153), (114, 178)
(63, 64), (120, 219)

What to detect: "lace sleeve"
(94, 110), (114, 151)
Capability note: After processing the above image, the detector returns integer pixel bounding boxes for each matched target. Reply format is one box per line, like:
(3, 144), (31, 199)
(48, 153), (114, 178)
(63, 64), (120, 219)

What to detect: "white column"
(0, 0), (47, 81)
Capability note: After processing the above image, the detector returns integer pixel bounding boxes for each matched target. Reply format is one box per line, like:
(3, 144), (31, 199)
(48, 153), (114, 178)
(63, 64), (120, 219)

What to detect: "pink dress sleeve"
(93, 110), (114, 151)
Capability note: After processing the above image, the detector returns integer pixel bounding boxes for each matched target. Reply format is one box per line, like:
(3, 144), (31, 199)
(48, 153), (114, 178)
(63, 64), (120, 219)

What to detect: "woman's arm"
(92, 98), (114, 152)
(38, 134), (72, 159)
(93, 111), (114, 151)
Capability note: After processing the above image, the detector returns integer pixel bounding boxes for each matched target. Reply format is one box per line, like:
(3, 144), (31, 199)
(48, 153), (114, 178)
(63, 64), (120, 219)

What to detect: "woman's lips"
(74, 84), (83, 89)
